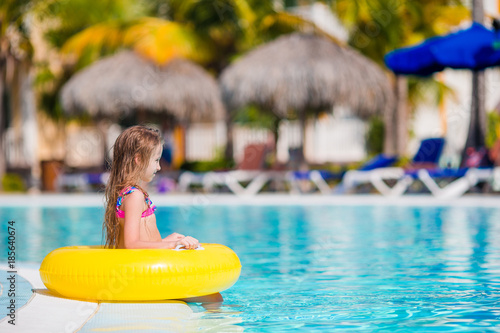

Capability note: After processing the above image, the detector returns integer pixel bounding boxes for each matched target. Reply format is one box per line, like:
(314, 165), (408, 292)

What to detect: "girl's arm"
(163, 232), (185, 242)
(122, 191), (198, 249)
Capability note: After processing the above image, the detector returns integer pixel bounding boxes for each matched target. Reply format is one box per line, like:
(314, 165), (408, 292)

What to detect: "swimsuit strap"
(116, 186), (156, 218)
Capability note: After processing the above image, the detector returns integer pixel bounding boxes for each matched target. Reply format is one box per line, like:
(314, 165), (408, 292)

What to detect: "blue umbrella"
(384, 21), (500, 167)
(384, 35), (446, 76)
(385, 22), (500, 75)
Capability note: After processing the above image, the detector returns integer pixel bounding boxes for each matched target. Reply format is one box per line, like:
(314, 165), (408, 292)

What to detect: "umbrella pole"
(461, 0), (487, 165)
(461, 70), (486, 164)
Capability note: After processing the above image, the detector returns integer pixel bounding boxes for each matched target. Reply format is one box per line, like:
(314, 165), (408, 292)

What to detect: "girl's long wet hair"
(103, 125), (162, 248)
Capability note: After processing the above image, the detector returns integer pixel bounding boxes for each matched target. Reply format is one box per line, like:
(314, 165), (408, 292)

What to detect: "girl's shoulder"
(119, 186), (140, 197)
(117, 186), (146, 206)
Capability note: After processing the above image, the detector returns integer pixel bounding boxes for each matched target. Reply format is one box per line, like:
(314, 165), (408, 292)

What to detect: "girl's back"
(115, 186), (161, 249)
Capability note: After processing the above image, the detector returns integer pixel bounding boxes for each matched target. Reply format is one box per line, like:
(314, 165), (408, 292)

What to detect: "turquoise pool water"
(1, 203), (500, 332)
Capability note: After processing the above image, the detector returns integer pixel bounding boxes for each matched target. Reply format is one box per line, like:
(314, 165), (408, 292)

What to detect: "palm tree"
(38, 0), (320, 163)
(150, 0), (315, 71)
(35, 0), (310, 120)
(0, 0), (35, 188)
(52, 0), (314, 72)
(33, 0), (155, 119)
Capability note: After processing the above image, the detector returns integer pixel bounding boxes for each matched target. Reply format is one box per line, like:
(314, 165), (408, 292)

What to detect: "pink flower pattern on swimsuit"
(115, 186), (156, 218)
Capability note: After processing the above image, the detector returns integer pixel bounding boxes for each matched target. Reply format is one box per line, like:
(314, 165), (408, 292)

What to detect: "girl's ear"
(134, 154), (141, 165)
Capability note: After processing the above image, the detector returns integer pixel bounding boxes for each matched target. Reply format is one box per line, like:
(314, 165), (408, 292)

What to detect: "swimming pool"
(1, 196), (500, 332)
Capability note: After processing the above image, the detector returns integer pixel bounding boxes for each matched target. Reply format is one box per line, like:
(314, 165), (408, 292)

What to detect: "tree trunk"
(272, 117), (280, 154)
(461, 0), (486, 163)
(396, 76), (409, 156)
(224, 111), (234, 161)
(298, 110), (307, 166)
(384, 75), (399, 156)
(96, 120), (110, 170)
(0, 64), (5, 189)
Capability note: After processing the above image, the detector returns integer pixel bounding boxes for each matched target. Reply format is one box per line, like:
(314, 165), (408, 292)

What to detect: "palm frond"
(60, 22), (126, 61)
(124, 17), (214, 65)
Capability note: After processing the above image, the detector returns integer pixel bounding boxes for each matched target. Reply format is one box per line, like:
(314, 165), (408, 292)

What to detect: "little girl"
(103, 125), (199, 250)
(103, 125), (223, 305)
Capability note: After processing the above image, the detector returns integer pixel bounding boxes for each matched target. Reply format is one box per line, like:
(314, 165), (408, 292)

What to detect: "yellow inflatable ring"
(39, 244), (241, 301)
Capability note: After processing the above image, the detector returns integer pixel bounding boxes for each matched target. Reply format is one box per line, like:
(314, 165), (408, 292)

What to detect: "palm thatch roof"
(61, 50), (224, 122)
(220, 33), (394, 119)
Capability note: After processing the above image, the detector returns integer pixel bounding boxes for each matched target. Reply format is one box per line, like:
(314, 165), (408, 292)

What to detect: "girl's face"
(141, 144), (162, 183)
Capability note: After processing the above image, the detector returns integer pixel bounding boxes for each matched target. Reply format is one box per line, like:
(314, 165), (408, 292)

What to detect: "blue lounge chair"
(342, 137), (446, 196)
(416, 145), (496, 198)
(417, 167), (493, 198)
(288, 153), (398, 194)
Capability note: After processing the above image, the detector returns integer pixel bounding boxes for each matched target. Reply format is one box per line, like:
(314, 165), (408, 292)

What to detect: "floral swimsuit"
(115, 186), (161, 248)
(116, 186), (156, 218)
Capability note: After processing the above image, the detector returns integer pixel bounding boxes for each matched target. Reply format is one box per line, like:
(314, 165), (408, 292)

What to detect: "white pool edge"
(0, 193), (499, 207)
(0, 265), (238, 332)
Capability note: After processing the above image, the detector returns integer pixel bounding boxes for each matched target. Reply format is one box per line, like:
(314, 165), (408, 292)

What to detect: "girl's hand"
(176, 236), (199, 250)
(163, 232), (185, 242)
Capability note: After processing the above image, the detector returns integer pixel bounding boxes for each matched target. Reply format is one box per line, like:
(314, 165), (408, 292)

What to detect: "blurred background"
(1, 0), (500, 193)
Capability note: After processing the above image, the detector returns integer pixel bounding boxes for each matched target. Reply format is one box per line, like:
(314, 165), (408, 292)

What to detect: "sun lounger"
(57, 172), (109, 192)
(493, 167), (500, 191)
(177, 171), (207, 192)
(413, 140), (500, 198)
(343, 167), (413, 196)
(341, 138), (445, 196)
(177, 143), (286, 195)
(202, 170), (287, 195)
(287, 154), (398, 194)
(416, 167), (494, 198)
(287, 170), (343, 194)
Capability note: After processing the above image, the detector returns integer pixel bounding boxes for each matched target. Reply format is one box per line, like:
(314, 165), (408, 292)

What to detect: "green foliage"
(34, 64), (56, 86)
(180, 158), (235, 172)
(233, 105), (277, 130)
(486, 111), (500, 148)
(394, 156), (411, 167)
(365, 116), (385, 155)
(332, 0), (469, 65)
(0, 0), (32, 40)
(35, 64), (74, 120)
(1, 173), (26, 192)
(143, 0), (307, 71)
(38, 0), (147, 49)
(332, 0), (468, 108)
(180, 145), (235, 172)
(407, 76), (455, 109)
(40, 89), (64, 120)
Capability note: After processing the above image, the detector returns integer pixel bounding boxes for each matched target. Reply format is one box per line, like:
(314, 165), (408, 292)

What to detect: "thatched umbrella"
(220, 33), (394, 163)
(61, 50), (224, 123)
(61, 50), (224, 168)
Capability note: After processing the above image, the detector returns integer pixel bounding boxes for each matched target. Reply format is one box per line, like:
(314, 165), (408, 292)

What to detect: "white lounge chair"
(177, 143), (287, 195)
(340, 138), (446, 196)
(417, 167), (494, 198)
(343, 167), (414, 196)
